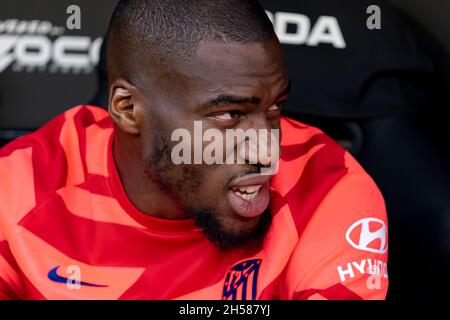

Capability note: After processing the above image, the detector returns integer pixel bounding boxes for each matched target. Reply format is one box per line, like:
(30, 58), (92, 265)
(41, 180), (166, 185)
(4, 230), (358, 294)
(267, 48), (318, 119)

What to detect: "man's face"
(138, 38), (289, 250)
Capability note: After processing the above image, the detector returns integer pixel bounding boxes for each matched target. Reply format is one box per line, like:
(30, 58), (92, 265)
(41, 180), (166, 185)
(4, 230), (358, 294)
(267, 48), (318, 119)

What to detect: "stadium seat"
(1, 0), (448, 301)
(259, 0), (450, 300)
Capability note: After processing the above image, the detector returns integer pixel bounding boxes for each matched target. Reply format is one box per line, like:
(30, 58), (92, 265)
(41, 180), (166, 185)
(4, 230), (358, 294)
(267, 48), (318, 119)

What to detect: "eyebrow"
(199, 80), (292, 112)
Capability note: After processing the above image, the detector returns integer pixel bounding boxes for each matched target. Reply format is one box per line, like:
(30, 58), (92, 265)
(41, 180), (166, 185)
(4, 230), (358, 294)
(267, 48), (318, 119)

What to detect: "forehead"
(175, 39), (288, 102)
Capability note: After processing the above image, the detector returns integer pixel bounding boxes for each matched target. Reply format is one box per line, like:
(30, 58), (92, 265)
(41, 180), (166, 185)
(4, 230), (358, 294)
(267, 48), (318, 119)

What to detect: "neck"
(112, 132), (189, 220)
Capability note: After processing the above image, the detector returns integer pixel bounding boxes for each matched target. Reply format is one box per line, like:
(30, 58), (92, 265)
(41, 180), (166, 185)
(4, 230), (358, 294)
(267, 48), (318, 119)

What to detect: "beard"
(144, 129), (272, 251)
(189, 206), (272, 251)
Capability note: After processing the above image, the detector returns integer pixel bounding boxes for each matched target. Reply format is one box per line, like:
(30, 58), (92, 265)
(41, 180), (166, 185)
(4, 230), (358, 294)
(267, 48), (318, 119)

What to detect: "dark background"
(0, 0), (114, 129)
(0, 0), (449, 132)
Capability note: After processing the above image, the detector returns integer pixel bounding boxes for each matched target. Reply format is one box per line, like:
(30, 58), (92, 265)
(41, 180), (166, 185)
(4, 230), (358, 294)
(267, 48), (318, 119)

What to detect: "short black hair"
(106, 0), (275, 83)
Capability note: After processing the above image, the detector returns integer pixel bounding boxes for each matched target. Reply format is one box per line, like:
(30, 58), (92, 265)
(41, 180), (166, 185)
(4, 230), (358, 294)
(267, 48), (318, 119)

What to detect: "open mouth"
(230, 185), (262, 201)
(227, 174), (272, 218)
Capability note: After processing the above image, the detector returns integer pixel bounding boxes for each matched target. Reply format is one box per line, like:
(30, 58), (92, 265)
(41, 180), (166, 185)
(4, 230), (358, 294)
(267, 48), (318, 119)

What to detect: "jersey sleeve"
(283, 171), (389, 300)
(0, 229), (22, 299)
(0, 148), (33, 300)
(0, 134), (43, 300)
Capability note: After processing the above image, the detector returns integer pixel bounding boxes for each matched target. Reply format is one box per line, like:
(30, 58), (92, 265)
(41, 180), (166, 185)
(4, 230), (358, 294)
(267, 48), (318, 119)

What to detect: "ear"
(108, 79), (142, 135)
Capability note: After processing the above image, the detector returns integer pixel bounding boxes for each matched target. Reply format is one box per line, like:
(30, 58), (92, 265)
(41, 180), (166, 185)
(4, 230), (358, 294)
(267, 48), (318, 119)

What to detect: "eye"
(266, 104), (282, 117)
(212, 111), (243, 121)
(268, 104), (279, 112)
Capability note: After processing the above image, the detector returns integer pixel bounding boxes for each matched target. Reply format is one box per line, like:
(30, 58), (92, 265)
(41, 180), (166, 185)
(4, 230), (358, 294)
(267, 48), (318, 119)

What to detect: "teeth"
(231, 185), (262, 201)
(233, 191), (259, 200)
(233, 185), (262, 194)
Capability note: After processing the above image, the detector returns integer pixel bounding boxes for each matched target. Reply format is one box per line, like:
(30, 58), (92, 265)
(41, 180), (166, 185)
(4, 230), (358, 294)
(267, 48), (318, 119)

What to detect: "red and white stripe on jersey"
(0, 106), (388, 299)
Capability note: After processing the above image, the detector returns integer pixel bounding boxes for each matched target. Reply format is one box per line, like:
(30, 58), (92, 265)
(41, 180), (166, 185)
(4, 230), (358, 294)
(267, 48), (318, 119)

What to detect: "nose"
(238, 115), (280, 169)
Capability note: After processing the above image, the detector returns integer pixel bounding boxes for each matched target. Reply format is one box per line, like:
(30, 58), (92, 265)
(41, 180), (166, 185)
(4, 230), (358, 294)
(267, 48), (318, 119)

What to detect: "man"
(0, 0), (388, 299)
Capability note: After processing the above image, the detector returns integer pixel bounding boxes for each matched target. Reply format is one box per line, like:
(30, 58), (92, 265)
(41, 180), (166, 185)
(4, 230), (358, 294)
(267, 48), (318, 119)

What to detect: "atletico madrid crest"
(222, 259), (262, 300)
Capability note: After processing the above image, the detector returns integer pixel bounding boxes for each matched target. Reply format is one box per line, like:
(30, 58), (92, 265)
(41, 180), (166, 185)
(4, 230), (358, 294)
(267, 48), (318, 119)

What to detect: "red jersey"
(0, 106), (388, 299)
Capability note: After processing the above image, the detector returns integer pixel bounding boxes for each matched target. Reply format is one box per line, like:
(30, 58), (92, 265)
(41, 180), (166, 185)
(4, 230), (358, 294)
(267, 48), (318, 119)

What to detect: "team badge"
(222, 259), (262, 300)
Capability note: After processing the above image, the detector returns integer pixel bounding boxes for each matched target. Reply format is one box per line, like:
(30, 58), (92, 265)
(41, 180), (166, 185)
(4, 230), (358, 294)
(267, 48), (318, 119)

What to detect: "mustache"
(226, 166), (262, 186)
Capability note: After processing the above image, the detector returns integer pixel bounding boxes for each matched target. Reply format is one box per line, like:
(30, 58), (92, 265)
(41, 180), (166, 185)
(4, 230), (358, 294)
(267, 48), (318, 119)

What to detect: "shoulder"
(274, 117), (388, 299)
(0, 105), (110, 231)
(277, 116), (385, 233)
